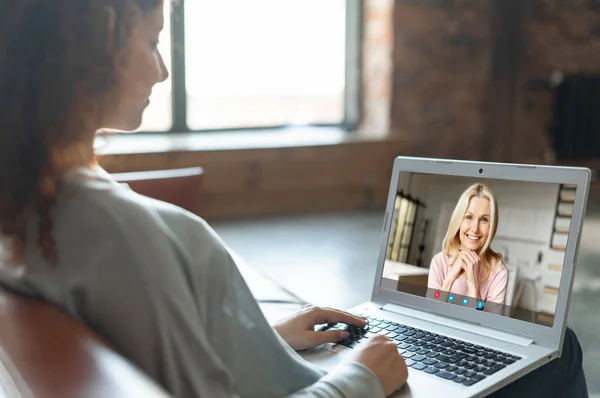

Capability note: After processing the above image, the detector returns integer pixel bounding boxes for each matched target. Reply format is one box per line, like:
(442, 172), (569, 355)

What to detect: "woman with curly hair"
(0, 1), (407, 397)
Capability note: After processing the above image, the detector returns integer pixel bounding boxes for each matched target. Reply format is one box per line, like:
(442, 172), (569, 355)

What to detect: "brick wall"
(514, 0), (600, 163)
(389, 0), (493, 160)
(360, 0), (394, 138)
(387, 0), (600, 163)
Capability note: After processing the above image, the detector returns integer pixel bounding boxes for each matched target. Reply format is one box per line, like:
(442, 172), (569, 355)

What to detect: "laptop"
(299, 157), (591, 398)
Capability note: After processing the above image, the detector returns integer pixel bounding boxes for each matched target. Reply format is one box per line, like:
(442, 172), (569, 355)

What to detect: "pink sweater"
(427, 252), (508, 304)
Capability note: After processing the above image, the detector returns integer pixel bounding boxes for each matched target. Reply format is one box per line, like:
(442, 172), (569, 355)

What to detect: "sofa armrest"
(0, 287), (171, 398)
(111, 167), (204, 217)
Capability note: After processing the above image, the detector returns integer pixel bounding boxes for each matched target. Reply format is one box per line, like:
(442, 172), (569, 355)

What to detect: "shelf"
(548, 264), (563, 272)
(553, 227), (570, 234)
(551, 245), (567, 252)
(562, 184), (577, 190)
(555, 215), (572, 220)
(543, 286), (559, 295)
(559, 197), (575, 203)
(557, 211), (573, 218)
(494, 235), (547, 245)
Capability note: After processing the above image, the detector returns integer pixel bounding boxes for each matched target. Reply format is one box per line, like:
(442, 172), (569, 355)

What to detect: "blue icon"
(462, 298), (469, 306)
(477, 301), (484, 309)
(448, 294), (455, 302)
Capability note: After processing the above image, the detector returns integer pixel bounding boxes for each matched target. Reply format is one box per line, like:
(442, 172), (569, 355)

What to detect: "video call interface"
(380, 172), (574, 327)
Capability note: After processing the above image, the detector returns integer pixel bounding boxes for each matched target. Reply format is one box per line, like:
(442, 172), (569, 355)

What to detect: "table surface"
(383, 260), (430, 278)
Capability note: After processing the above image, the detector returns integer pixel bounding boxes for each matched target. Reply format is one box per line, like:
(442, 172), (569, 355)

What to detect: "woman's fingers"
(466, 251), (481, 275)
(461, 251), (483, 283)
(304, 329), (351, 349)
(460, 253), (478, 282)
(466, 251), (479, 264)
(308, 307), (366, 327)
(449, 251), (460, 266)
(458, 257), (468, 272)
(459, 252), (472, 268)
(450, 255), (464, 274)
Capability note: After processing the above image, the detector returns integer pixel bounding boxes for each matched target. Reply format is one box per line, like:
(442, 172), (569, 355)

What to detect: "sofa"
(0, 286), (170, 397)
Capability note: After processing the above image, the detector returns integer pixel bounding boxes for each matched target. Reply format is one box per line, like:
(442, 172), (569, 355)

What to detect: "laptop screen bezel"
(371, 156), (591, 350)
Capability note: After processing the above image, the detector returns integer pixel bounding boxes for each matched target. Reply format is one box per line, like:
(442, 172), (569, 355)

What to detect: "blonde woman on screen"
(428, 183), (508, 305)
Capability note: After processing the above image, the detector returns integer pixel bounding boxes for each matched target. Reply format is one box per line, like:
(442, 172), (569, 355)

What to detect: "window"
(139, 0), (359, 133)
(387, 193), (422, 264)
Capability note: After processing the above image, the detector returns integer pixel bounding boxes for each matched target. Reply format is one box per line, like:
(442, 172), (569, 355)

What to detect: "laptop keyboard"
(318, 314), (522, 387)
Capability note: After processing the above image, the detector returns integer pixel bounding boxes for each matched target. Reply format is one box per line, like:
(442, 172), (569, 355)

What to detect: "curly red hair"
(0, 0), (163, 266)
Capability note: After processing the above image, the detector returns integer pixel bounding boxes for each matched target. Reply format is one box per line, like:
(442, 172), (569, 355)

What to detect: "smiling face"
(104, 1), (169, 131)
(459, 196), (491, 251)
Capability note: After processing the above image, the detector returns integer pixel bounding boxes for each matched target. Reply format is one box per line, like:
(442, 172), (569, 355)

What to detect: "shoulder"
(52, 185), (171, 267)
(61, 167), (205, 238)
(59, 179), (165, 236)
(53, 172), (194, 267)
(489, 256), (508, 277)
(57, 172), (227, 267)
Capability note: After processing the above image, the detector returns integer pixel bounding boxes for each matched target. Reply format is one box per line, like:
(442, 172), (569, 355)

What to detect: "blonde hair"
(442, 182), (502, 279)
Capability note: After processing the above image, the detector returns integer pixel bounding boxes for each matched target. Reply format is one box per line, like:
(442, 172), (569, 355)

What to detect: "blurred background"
(97, 1), (600, 394)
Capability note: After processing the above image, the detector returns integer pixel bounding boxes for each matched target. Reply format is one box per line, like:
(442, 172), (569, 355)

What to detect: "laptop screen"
(380, 172), (573, 327)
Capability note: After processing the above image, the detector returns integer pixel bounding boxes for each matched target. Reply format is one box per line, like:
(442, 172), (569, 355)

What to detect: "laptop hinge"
(381, 303), (534, 347)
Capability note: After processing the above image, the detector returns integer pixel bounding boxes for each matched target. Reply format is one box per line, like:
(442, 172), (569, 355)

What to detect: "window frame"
(387, 192), (425, 265)
(140, 0), (362, 134)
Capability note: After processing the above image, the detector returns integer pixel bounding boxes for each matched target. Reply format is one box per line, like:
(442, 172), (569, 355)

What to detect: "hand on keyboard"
(273, 305), (367, 351)
(329, 314), (522, 388)
(342, 334), (408, 396)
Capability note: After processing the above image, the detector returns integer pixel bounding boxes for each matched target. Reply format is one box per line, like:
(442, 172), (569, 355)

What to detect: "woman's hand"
(343, 335), (408, 396)
(441, 252), (466, 293)
(273, 305), (366, 351)
(459, 251), (482, 299)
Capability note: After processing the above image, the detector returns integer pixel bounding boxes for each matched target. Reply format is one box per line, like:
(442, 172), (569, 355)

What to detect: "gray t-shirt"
(0, 167), (385, 398)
